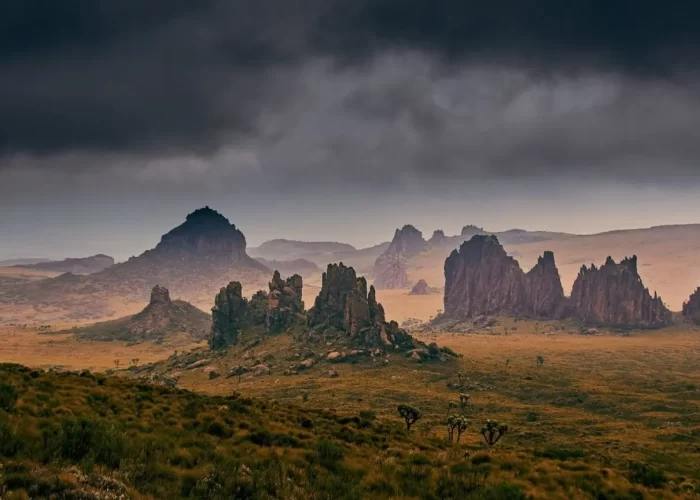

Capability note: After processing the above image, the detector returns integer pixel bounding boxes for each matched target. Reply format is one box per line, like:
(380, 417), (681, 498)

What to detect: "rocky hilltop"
(373, 225), (428, 289)
(308, 263), (415, 347)
(682, 288), (700, 325)
(72, 285), (210, 342)
(253, 257), (320, 277)
(570, 256), (671, 328)
(444, 235), (532, 318)
(0, 207), (270, 324)
(443, 236), (670, 328)
(14, 254), (114, 275)
(409, 279), (441, 295)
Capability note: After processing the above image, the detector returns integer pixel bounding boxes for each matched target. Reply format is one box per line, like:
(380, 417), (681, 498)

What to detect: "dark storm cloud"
(2, 0), (700, 156)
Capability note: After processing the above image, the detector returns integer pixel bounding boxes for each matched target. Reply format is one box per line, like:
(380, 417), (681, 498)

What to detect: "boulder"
(296, 359), (314, 370)
(326, 351), (343, 361)
(251, 364), (271, 377)
(327, 370), (340, 378)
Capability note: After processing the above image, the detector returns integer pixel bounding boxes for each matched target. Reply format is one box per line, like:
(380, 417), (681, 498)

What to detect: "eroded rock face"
(309, 263), (415, 348)
(682, 288), (700, 325)
(149, 285), (171, 307)
(266, 271), (304, 333)
(444, 235), (529, 318)
(210, 281), (248, 349)
(570, 256), (671, 328)
(524, 251), (566, 318)
(373, 225), (427, 289)
(443, 235), (567, 319)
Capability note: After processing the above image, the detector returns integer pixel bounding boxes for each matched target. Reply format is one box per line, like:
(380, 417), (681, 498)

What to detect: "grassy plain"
(0, 314), (699, 497)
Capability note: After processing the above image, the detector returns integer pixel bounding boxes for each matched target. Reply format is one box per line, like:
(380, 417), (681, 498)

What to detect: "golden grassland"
(0, 327), (203, 372)
(0, 310), (699, 497)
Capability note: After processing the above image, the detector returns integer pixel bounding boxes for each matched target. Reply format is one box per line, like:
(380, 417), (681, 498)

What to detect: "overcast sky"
(2, 1), (700, 261)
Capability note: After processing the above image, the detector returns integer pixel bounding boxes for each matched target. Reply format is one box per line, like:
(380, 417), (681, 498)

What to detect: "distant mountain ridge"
(249, 239), (356, 261)
(14, 254), (114, 275)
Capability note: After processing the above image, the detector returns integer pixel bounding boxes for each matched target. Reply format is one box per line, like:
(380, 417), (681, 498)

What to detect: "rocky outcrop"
(73, 285), (210, 342)
(461, 225), (486, 238)
(524, 251), (566, 318)
(444, 235), (530, 318)
(309, 263), (415, 348)
(428, 230), (447, 247)
(210, 281), (249, 349)
(409, 279), (440, 295)
(443, 236), (568, 319)
(266, 271), (304, 333)
(682, 288), (700, 325)
(570, 256), (671, 328)
(373, 225), (427, 289)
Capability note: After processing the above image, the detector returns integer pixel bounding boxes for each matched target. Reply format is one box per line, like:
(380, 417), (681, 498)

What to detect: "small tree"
(481, 419), (508, 447)
(230, 366), (246, 383)
(447, 415), (469, 442)
(446, 400), (458, 418)
(397, 404), (422, 433)
(113, 359), (120, 370)
(536, 355), (544, 367)
(130, 358), (139, 368)
(301, 390), (309, 402)
(457, 372), (467, 388)
(459, 393), (470, 411)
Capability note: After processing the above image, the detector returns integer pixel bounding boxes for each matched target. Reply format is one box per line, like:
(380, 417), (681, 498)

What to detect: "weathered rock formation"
(210, 281), (249, 349)
(409, 279), (441, 295)
(444, 235), (531, 318)
(73, 285), (210, 342)
(682, 288), (700, 325)
(428, 230), (447, 247)
(266, 271), (304, 333)
(373, 225), (427, 289)
(524, 251), (566, 318)
(570, 256), (671, 328)
(309, 263), (414, 347)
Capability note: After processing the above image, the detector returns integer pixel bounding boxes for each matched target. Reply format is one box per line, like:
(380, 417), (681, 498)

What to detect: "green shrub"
(628, 462), (667, 488)
(0, 384), (18, 412)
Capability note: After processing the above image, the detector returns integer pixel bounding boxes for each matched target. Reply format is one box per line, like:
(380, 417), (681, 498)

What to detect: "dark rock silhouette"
(373, 225), (427, 289)
(409, 279), (441, 295)
(524, 251), (566, 318)
(210, 281), (249, 349)
(570, 256), (671, 328)
(266, 271), (304, 333)
(682, 288), (700, 325)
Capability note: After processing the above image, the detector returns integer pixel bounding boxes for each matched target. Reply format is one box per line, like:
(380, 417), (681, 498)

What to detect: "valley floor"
(0, 319), (698, 498)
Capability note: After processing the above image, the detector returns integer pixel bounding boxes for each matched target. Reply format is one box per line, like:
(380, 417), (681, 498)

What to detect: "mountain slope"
(71, 285), (211, 342)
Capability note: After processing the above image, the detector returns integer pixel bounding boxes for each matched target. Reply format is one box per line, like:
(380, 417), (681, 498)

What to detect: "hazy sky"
(2, 1), (700, 261)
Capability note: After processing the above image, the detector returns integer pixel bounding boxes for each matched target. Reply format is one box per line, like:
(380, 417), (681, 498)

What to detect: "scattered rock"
(185, 359), (209, 370)
(252, 364), (271, 377)
(208, 371), (221, 380)
(327, 370), (340, 378)
(296, 358), (315, 370)
(326, 351), (343, 361)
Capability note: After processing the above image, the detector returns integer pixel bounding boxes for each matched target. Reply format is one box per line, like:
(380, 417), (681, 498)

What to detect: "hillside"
(70, 285), (211, 342)
(249, 239), (356, 260)
(0, 207), (270, 326)
(14, 254), (114, 275)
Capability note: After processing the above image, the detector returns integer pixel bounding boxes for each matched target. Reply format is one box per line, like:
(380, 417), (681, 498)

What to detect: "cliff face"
(210, 281), (249, 349)
(266, 271), (304, 333)
(309, 263), (414, 347)
(373, 225), (427, 289)
(444, 235), (530, 318)
(524, 251), (566, 318)
(682, 288), (700, 325)
(570, 256), (671, 328)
